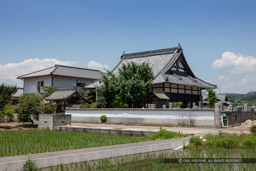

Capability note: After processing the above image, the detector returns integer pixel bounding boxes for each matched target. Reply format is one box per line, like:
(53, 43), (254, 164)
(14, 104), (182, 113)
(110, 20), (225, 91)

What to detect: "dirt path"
(0, 122), (37, 131)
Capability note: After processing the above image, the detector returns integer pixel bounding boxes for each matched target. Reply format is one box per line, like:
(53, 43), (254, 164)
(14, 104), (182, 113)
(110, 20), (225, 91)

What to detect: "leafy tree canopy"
(17, 94), (43, 124)
(98, 62), (154, 108)
(0, 84), (17, 111)
(206, 89), (217, 108)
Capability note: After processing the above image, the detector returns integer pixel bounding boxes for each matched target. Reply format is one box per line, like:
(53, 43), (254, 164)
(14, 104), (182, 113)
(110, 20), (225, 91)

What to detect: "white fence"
(65, 109), (215, 127)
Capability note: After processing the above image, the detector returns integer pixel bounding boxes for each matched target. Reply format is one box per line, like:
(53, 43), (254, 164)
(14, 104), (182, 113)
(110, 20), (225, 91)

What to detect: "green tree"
(97, 62), (154, 108)
(0, 84), (17, 111)
(97, 71), (119, 107)
(17, 94), (43, 124)
(3, 103), (16, 121)
(42, 86), (57, 99)
(112, 95), (128, 108)
(206, 89), (217, 108)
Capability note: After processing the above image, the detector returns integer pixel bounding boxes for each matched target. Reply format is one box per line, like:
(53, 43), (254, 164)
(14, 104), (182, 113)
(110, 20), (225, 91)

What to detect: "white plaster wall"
(24, 76), (52, 94)
(66, 109), (215, 127)
(53, 76), (93, 89)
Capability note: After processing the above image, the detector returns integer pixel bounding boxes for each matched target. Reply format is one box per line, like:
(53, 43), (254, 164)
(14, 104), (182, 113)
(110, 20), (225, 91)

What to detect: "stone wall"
(224, 111), (256, 126)
(38, 114), (71, 130)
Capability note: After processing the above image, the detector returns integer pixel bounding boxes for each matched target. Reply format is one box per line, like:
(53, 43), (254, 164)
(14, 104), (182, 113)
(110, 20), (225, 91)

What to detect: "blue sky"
(0, 0), (256, 93)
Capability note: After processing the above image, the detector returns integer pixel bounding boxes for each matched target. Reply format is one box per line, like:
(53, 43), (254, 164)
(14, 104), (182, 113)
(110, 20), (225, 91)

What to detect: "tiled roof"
(45, 89), (84, 101)
(17, 65), (103, 80)
(86, 45), (217, 89)
(121, 47), (177, 59)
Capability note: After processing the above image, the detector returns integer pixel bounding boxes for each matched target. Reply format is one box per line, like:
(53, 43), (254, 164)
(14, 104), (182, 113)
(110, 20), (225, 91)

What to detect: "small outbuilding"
(45, 89), (85, 112)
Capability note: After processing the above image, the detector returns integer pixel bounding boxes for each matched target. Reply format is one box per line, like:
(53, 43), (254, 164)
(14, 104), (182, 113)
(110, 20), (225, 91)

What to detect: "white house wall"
(24, 76), (52, 94)
(52, 76), (94, 89)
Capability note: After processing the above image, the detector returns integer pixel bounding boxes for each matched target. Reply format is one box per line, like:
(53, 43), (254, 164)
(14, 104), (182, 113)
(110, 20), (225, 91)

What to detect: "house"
(87, 44), (216, 108)
(17, 65), (103, 94)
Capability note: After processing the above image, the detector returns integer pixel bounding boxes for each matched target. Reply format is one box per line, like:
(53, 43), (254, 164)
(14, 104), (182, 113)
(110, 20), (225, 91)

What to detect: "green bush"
(22, 159), (37, 171)
(147, 128), (187, 140)
(250, 125), (256, 135)
(100, 115), (107, 123)
(189, 136), (202, 147)
(43, 103), (56, 114)
(242, 135), (256, 148)
(173, 102), (183, 108)
(217, 137), (239, 148)
(81, 102), (97, 108)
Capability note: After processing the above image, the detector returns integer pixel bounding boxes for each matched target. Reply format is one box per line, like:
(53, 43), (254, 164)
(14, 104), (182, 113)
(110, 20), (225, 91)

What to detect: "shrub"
(147, 128), (187, 140)
(43, 103), (56, 114)
(100, 115), (107, 123)
(173, 102), (183, 108)
(242, 135), (256, 148)
(22, 159), (37, 171)
(81, 102), (97, 108)
(250, 125), (256, 135)
(217, 137), (239, 148)
(189, 136), (202, 147)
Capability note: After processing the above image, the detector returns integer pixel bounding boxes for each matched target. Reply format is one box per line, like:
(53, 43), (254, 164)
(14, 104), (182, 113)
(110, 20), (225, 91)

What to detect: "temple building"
(88, 44), (217, 108)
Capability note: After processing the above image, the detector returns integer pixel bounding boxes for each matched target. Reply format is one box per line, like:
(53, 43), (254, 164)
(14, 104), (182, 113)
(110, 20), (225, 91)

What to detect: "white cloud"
(212, 51), (256, 93)
(212, 51), (256, 74)
(0, 58), (76, 87)
(87, 60), (110, 71)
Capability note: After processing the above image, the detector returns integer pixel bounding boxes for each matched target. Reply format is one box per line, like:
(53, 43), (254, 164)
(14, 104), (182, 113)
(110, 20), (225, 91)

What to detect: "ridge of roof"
(121, 47), (178, 59)
(17, 65), (103, 79)
(54, 64), (102, 73)
(17, 66), (56, 79)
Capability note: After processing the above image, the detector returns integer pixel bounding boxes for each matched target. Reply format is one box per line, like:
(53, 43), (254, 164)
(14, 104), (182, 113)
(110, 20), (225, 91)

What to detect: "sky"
(0, 0), (256, 93)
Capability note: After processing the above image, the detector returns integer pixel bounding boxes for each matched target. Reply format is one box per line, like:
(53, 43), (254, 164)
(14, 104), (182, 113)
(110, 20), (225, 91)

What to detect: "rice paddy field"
(0, 128), (187, 157)
(45, 133), (256, 171)
(0, 129), (147, 157)
(45, 149), (256, 171)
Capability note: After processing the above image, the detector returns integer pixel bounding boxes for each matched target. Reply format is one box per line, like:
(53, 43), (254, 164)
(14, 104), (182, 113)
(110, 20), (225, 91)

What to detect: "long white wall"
(66, 109), (215, 127)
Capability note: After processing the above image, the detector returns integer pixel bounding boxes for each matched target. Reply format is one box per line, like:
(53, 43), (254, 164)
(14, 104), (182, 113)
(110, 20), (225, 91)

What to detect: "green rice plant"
(0, 129), (147, 157)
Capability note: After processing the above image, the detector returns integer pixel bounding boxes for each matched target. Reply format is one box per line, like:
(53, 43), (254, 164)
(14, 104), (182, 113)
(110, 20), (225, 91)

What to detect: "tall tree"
(0, 84), (17, 111)
(97, 62), (154, 108)
(118, 62), (154, 107)
(206, 89), (217, 108)
(17, 94), (42, 124)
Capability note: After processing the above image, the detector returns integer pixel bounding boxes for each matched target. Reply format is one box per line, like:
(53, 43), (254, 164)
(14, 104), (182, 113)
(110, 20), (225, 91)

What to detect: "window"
(37, 81), (44, 93)
(77, 82), (85, 87)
